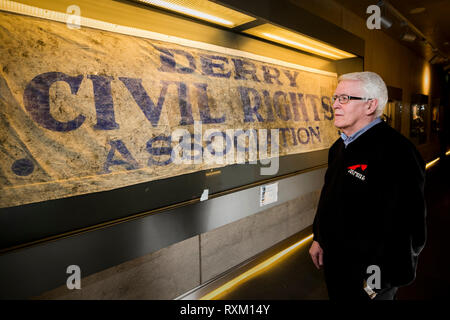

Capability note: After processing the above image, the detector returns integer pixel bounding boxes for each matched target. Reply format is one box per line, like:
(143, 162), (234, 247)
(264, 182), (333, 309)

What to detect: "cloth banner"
(0, 11), (338, 208)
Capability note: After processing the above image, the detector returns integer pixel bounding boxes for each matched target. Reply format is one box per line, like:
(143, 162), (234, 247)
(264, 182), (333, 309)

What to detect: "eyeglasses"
(332, 94), (373, 104)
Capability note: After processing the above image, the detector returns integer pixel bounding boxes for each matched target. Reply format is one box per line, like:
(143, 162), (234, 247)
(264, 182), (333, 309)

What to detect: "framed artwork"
(384, 86), (403, 132)
(410, 94), (428, 145)
(431, 98), (440, 134)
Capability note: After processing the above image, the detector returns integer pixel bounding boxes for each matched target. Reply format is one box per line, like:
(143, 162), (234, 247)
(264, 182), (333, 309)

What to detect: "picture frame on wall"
(410, 93), (428, 145)
(384, 86), (403, 133)
(431, 98), (440, 134)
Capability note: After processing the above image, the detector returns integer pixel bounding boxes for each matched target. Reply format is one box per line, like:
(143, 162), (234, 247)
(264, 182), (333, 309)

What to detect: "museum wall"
(291, 0), (444, 161)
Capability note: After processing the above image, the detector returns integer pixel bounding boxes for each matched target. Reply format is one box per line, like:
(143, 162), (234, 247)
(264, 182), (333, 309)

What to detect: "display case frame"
(410, 93), (429, 145)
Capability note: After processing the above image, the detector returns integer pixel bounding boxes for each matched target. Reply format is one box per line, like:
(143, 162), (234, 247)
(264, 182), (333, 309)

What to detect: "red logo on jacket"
(347, 164), (367, 181)
(347, 164), (367, 171)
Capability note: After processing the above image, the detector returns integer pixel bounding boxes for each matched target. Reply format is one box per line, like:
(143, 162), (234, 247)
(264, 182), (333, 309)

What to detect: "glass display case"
(384, 86), (403, 132)
(431, 98), (440, 134)
(410, 94), (428, 145)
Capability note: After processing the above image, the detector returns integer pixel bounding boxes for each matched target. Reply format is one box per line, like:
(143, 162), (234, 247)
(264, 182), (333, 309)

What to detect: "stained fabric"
(0, 12), (338, 208)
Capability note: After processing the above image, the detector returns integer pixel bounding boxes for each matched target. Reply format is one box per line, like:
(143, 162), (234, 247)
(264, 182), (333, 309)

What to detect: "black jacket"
(313, 121), (427, 287)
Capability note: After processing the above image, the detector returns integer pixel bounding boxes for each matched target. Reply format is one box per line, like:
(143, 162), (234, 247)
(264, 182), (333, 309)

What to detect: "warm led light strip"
(425, 157), (439, 170)
(263, 32), (354, 59)
(200, 233), (314, 300)
(262, 32), (343, 60)
(139, 0), (234, 26)
(306, 39), (355, 58)
(446, 150), (450, 156)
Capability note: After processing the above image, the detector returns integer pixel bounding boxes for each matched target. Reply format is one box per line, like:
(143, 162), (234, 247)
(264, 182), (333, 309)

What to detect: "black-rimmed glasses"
(332, 94), (373, 104)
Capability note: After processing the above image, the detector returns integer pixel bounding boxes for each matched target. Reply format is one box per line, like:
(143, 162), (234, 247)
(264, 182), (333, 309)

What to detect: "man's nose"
(332, 99), (341, 109)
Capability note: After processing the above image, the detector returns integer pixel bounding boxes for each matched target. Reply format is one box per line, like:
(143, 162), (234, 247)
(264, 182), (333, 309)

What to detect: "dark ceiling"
(333, 0), (450, 66)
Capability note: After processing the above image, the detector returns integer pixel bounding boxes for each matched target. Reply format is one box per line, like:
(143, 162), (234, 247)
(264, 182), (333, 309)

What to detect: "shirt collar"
(340, 117), (383, 147)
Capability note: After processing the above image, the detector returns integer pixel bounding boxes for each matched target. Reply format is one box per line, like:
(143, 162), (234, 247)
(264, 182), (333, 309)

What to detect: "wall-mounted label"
(200, 189), (209, 201)
(260, 183), (278, 206)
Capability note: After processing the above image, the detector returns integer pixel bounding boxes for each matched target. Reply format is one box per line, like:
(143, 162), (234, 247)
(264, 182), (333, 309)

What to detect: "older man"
(309, 72), (426, 300)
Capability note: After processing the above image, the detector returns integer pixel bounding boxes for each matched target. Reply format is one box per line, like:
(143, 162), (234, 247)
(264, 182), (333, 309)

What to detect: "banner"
(0, 10), (338, 208)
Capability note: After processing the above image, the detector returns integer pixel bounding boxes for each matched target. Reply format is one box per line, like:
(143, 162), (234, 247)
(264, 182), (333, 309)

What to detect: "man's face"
(332, 80), (371, 135)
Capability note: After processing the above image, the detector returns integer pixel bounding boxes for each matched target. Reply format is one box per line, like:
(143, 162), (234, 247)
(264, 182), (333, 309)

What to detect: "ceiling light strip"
(265, 31), (355, 58)
(262, 32), (343, 59)
(308, 41), (355, 58)
(139, 0), (234, 26)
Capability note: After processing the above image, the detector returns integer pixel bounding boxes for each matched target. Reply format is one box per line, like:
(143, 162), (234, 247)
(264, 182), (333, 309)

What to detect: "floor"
(216, 155), (450, 300)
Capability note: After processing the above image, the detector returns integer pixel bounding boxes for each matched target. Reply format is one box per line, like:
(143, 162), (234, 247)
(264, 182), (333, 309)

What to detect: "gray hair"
(338, 71), (388, 117)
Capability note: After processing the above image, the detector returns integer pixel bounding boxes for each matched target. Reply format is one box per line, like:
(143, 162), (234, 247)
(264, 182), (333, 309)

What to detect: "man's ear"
(366, 99), (379, 115)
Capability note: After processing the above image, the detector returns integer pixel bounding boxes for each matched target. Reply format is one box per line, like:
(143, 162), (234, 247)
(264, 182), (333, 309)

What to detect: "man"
(309, 71), (426, 300)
